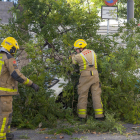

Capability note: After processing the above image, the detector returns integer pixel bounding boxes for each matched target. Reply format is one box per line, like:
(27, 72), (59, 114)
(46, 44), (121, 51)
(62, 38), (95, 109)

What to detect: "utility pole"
(127, 0), (134, 22)
(127, 0), (134, 43)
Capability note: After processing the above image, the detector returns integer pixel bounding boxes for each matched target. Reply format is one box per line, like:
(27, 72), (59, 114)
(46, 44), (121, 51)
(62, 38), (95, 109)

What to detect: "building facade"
(0, 1), (29, 70)
(0, 1), (13, 24)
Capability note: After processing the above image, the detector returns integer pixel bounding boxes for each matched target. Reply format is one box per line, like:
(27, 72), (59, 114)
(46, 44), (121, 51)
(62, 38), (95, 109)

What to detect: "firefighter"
(0, 37), (39, 140)
(71, 39), (104, 121)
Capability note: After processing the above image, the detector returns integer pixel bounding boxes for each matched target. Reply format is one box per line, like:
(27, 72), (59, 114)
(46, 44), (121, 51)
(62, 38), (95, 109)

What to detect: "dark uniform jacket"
(0, 48), (33, 96)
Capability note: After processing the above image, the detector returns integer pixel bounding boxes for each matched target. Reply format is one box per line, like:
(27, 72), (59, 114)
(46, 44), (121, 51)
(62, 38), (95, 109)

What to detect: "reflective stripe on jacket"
(72, 49), (97, 72)
(0, 51), (33, 96)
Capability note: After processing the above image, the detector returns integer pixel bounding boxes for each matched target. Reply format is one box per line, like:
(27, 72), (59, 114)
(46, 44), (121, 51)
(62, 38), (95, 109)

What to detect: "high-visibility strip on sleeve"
(94, 108), (103, 115)
(95, 112), (103, 115)
(79, 109), (86, 111)
(94, 109), (103, 112)
(24, 78), (29, 85)
(0, 87), (17, 92)
(80, 54), (86, 71)
(7, 126), (10, 133)
(0, 54), (3, 60)
(0, 134), (6, 140)
(78, 109), (86, 115)
(0, 60), (4, 75)
(0, 118), (7, 139)
(93, 52), (97, 69)
(1, 118), (6, 133)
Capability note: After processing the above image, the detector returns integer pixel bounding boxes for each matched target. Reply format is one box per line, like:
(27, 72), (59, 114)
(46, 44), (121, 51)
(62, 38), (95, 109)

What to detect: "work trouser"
(0, 96), (13, 140)
(77, 70), (104, 119)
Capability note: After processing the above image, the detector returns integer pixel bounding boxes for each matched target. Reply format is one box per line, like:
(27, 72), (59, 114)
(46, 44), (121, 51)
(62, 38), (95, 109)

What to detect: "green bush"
(0, 0), (140, 130)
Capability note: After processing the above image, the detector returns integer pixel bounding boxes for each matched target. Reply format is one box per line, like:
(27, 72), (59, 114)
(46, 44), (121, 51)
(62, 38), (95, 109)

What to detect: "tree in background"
(0, 0), (140, 129)
(0, 0), (101, 128)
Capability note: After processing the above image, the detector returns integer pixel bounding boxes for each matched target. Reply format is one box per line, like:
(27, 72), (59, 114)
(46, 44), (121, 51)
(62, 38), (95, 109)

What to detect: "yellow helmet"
(74, 39), (87, 49)
(1, 37), (19, 55)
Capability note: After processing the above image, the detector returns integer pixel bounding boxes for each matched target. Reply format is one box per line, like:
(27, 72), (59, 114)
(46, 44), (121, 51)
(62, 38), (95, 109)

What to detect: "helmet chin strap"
(11, 53), (14, 56)
(10, 46), (16, 54)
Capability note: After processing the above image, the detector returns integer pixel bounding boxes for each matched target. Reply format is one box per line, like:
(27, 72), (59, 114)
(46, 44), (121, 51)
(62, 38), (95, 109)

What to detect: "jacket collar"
(81, 49), (88, 53)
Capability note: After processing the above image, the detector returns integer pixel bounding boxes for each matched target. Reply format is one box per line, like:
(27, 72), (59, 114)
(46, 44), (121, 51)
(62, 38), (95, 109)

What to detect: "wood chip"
(92, 131), (96, 134)
(60, 135), (64, 139)
(40, 128), (46, 131)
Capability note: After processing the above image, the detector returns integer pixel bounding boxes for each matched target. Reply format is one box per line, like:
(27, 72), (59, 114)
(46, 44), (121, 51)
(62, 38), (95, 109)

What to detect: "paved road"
(12, 123), (140, 140)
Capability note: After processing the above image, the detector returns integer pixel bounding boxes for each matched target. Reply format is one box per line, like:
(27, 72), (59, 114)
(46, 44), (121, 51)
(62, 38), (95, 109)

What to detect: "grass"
(37, 113), (126, 136)
(19, 134), (30, 139)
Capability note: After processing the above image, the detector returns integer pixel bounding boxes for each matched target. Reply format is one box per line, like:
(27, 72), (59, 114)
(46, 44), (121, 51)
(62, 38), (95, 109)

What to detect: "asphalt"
(12, 123), (140, 140)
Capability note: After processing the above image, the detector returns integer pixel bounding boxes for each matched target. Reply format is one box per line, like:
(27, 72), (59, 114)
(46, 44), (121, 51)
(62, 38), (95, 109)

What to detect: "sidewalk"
(12, 123), (140, 140)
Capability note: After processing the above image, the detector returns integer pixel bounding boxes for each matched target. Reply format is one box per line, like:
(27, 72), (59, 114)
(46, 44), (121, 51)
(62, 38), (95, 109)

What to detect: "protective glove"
(30, 83), (39, 92)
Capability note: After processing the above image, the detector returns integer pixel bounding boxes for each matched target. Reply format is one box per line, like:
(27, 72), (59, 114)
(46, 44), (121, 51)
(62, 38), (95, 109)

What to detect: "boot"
(79, 117), (87, 123)
(6, 133), (14, 140)
(95, 117), (105, 121)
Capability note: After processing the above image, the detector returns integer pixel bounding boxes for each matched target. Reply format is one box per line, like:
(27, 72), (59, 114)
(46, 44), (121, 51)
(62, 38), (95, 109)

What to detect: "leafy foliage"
(9, 0), (100, 128)
(114, 0), (140, 19)
(39, 113), (125, 135)
(0, 0), (140, 131)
